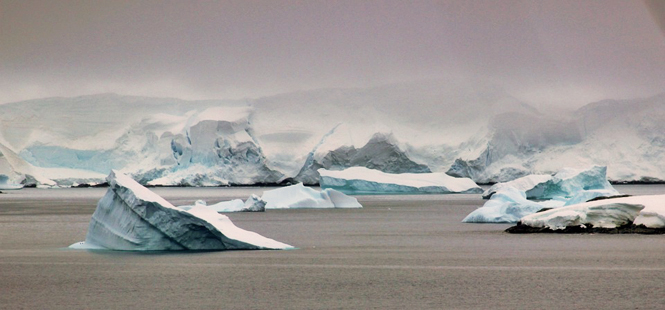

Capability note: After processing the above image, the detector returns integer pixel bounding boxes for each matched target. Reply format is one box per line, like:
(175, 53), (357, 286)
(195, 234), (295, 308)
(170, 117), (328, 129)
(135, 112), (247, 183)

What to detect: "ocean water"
(1, 185), (664, 309)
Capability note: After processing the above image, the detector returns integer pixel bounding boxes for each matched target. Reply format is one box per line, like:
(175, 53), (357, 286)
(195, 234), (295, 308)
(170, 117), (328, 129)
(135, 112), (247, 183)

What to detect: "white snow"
(261, 183), (362, 209)
(70, 170), (292, 251)
(318, 167), (482, 194)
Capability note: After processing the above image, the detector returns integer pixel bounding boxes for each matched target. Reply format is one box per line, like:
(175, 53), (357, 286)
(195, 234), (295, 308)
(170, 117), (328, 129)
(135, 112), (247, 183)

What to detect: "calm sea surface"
(1, 185), (664, 309)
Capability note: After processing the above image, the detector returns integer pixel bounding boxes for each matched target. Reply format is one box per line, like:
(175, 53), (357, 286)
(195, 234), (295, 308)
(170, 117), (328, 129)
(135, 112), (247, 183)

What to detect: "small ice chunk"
(261, 183), (362, 209)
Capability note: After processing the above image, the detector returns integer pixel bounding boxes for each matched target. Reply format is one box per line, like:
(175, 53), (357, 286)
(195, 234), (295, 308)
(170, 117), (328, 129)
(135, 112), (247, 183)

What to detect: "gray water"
(1, 185), (665, 309)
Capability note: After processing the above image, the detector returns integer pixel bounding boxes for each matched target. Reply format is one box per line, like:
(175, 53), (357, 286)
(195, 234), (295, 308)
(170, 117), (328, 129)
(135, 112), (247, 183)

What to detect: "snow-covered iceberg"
(70, 170), (292, 251)
(462, 187), (565, 223)
(179, 194), (266, 213)
(261, 183), (362, 209)
(510, 195), (665, 232)
(483, 166), (618, 200)
(318, 167), (482, 195)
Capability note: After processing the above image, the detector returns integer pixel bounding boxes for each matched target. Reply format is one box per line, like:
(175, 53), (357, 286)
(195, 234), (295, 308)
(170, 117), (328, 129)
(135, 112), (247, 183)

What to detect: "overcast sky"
(1, 0), (663, 107)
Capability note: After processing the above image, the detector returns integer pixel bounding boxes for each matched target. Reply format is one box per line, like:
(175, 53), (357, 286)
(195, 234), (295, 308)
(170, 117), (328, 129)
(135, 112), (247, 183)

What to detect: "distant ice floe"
(261, 183), (362, 209)
(178, 194), (266, 213)
(318, 167), (482, 195)
(517, 194), (665, 230)
(70, 170), (292, 251)
(465, 166), (621, 223)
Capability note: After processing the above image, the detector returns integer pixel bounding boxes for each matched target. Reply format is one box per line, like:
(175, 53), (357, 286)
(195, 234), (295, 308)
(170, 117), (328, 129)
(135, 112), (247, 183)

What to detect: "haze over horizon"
(1, 0), (663, 108)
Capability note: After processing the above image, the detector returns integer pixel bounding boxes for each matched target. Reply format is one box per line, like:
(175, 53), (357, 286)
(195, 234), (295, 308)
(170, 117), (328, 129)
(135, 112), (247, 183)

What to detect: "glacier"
(319, 167), (482, 194)
(261, 183), (362, 209)
(70, 170), (292, 251)
(1, 83), (665, 187)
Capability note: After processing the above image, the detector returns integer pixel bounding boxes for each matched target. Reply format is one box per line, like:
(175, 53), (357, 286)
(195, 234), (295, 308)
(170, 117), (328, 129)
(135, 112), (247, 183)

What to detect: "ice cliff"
(70, 170), (292, 251)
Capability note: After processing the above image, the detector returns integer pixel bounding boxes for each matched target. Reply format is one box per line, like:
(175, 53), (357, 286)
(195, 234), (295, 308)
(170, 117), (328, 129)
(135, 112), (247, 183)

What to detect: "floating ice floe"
(261, 183), (362, 209)
(483, 166), (618, 200)
(516, 195), (665, 230)
(462, 187), (565, 223)
(179, 194), (266, 213)
(318, 167), (482, 195)
(70, 170), (292, 251)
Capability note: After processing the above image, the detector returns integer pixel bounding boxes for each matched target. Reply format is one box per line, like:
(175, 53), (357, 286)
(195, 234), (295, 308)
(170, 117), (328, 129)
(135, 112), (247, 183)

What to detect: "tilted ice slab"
(519, 195), (665, 230)
(483, 166), (618, 200)
(261, 183), (362, 209)
(318, 167), (482, 195)
(179, 194), (266, 213)
(70, 170), (292, 251)
(463, 187), (565, 223)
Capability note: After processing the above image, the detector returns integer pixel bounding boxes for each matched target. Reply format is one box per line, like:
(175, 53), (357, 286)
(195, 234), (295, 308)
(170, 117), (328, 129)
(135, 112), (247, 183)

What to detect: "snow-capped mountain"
(0, 81), (663, 186)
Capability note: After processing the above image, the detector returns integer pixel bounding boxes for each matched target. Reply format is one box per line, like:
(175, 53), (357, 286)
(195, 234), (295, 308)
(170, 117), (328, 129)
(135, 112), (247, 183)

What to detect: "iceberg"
(462, 187), (565, 223)
(180, 194), (266, 213)
(483, 166), (618, 200)
(261, 183), (362, 209)
(318, 167), (482, 195)
(467, 167), (621, 223)
(70, 170), (292, 251)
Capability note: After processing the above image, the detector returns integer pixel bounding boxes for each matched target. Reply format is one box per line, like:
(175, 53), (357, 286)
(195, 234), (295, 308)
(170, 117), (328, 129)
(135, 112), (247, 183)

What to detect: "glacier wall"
(1, 83), (665, 187)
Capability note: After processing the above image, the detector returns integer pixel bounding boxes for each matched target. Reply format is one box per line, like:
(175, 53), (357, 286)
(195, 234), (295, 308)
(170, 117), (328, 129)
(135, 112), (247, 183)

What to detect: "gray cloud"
(1, 0), (663, 107)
